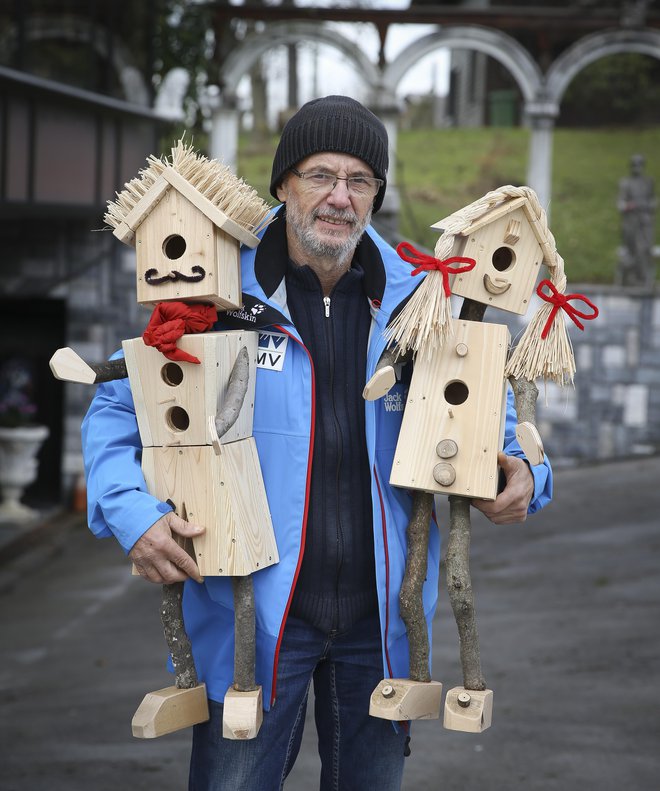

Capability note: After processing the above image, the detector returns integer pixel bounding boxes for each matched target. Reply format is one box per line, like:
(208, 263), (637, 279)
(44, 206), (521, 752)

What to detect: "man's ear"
(276, 179), (288, 203)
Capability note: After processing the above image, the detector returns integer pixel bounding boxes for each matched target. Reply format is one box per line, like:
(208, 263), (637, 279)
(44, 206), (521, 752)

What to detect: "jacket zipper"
(270, 325), (316, 706)
(323, 296), (331, 318)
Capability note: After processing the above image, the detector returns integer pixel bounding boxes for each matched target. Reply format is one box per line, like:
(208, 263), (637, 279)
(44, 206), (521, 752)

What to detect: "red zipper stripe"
(270, 326), (315, 705)
(373, 467), (393, 679)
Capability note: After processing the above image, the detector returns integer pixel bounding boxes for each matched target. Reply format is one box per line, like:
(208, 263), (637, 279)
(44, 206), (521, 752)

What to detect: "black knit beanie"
(270, 95), (389, 213)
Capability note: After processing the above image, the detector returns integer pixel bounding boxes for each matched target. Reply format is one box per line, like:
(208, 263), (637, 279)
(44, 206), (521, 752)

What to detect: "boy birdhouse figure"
(365, 185), (597, 731)
(51, 141), (278, 741)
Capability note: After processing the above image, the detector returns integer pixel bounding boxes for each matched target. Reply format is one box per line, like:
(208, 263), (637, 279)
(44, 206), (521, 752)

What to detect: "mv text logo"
(257, 331), (288, 372)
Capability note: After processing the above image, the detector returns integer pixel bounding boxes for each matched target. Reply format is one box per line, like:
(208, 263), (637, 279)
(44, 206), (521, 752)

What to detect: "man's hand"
(129, 512), (205, 584)
(472, 452), (534, 525)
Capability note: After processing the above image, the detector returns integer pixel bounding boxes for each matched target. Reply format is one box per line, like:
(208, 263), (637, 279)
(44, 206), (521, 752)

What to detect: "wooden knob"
(436, 439), (458, 459)
(455, 342), (468, 357)
(433, 462), (456, 486)
(457, 692), (472, 708)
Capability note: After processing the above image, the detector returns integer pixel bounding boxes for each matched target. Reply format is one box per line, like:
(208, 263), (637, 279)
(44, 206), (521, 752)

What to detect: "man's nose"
(326, 178), (352, 208)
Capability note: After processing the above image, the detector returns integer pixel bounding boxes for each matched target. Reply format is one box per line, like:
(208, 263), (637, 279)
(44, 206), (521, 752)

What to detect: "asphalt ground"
(1, 455), (659, 790)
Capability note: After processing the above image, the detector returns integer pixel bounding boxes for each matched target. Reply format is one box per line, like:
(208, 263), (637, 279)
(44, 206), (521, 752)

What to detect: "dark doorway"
(0, 298), (66, 507)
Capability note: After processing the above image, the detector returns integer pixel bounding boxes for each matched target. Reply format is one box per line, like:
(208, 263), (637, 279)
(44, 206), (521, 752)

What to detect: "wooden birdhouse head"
(431, 194), (555, 315)
(104, 141), (272, 311)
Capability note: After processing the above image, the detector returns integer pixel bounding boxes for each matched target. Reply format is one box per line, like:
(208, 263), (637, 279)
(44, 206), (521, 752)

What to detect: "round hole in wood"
(163, 234), (187, 260)
(161, 362), (184, 386)
(491, 246), (515, 272)
(166, 406), (190, 432)
(444, 380), (469, 405)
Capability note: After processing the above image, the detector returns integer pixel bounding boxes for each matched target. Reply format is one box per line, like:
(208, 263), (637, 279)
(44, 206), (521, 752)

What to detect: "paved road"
(1, 456), (659, 790)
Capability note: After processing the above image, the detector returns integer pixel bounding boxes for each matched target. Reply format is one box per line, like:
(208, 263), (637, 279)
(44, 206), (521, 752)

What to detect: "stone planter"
(0, 425), (50, 523)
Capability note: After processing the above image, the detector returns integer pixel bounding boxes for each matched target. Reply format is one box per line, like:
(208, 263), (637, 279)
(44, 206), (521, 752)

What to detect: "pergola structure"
(203, 2), (660, 227)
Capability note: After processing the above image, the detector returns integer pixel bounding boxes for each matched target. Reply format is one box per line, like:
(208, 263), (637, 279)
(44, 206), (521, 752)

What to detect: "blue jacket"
(82, 208), (552, 709)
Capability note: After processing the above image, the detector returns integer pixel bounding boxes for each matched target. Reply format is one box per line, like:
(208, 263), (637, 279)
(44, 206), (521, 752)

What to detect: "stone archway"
(211, 21), (382, 175)
(545, 28), (660, 106)
(382, 25), (543, 104)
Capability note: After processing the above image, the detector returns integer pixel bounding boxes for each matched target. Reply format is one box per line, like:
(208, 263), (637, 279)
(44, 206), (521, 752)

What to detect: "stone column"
(370, 95), (401, 243)
(209, 93), (240, 172)
(524, 99), (559, 218)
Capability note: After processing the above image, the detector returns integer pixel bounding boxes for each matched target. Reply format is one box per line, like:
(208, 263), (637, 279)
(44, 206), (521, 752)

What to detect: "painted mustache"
(144, 266), (206, 285)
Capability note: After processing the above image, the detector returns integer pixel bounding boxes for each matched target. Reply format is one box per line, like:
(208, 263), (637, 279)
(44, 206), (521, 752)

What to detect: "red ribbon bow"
(536, 280), (599, 339)
(396, 242), (476, 297)
(143, 302), (218, 363)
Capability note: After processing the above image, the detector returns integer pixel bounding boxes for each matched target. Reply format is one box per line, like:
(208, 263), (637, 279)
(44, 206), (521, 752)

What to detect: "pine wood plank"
(390, 321), (509, 500)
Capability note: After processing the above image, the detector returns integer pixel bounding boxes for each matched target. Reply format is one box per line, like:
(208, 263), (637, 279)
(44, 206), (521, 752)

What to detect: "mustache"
(144, 266), (206, 285)
(313, 208), (358, 223)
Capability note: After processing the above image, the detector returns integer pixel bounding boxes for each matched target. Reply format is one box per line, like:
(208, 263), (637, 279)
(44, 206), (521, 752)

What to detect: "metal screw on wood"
(381, 684), (395, 698)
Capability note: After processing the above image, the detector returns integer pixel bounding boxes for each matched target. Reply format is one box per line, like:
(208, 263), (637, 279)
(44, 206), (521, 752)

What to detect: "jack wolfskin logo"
(383, 391), (405, 412)
(226, 307), (258, 324)
(251, 304), (266, 316)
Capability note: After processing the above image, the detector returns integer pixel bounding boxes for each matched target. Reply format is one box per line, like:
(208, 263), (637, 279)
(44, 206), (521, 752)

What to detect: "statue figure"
(617, 154), (657, 287)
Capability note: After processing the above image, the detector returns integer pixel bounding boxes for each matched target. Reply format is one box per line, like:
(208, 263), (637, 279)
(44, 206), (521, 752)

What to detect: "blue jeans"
(189, 614), (408, 790)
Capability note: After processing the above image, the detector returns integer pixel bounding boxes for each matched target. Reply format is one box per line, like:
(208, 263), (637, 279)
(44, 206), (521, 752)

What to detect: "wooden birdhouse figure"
(111, 163), (261, 310)
(431, 194), (554, 315)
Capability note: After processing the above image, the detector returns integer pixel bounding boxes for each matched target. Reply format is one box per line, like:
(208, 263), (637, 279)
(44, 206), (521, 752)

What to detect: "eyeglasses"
(289, 168), (383, 198)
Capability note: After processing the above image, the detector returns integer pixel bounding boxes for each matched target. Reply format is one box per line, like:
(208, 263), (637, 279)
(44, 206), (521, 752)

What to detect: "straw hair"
(104, 139), (272, 236)
(386, 184), (575, 384)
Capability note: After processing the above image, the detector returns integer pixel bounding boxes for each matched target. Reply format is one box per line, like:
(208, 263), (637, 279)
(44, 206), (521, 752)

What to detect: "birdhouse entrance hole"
(161, 362), (184, 386)
(166, 406), (190, 432)
(491, 246), (515, 272)
(444, 380), (469, 405)
(163, 234), (187, 260)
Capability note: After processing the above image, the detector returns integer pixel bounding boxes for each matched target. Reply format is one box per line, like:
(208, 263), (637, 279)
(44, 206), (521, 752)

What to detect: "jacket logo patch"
(383, 391), (405, 412)
(257, 331), (288, 371)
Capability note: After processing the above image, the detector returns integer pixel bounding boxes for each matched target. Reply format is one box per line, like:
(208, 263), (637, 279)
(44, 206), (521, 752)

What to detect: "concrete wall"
(501, 286), (660, 468)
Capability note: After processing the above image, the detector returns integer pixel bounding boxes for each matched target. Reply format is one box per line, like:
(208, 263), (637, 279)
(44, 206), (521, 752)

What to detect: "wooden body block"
(142, 439), (277, 577)
(123, 331), (257, 448)
(443, 686), (493, 733)
(390, 321), (509, 500)
(134, 186), (241, 310)
(132, 683), (209, 738)
(222, 686), (263, 740)
(443, 204), (542, 315)
(369, 678), (443, 721)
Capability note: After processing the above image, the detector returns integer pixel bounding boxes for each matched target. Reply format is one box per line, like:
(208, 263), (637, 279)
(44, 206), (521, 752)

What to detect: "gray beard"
(286, 201), (373, 266)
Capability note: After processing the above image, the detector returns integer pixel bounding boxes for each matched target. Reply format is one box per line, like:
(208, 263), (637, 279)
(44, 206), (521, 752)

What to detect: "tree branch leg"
(446, 496), (486, 691)
(161, 582), (198, 689)
(399, 490), (434, 683)
(232, 575), (257, 692)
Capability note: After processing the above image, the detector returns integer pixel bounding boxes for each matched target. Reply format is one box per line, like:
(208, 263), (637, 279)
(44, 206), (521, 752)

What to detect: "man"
(82, 96), (552, 790)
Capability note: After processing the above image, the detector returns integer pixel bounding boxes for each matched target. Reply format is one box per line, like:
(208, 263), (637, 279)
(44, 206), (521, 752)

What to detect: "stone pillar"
(370, 95), (401, 243)
(209, 94), (240, 172)
(524, 99), (559, 217)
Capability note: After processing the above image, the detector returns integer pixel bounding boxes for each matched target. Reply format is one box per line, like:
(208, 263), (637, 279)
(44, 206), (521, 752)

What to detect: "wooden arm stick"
(215, 346), (250, 439)
(49, 347), (128, 384)
(399, 490), (434, 683)
(231, 575), (257, 692)
(161, 582), (198, 689)
(508, 375), (539, 425)
(446, 496), (486, 691)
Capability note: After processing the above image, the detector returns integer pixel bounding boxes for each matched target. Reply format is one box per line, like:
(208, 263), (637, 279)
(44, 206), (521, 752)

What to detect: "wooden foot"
(222, 686), (263, 740)
(132, 683), (209, 738)
(443, 686), (493, 733)
(369, 678), (443, 721)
